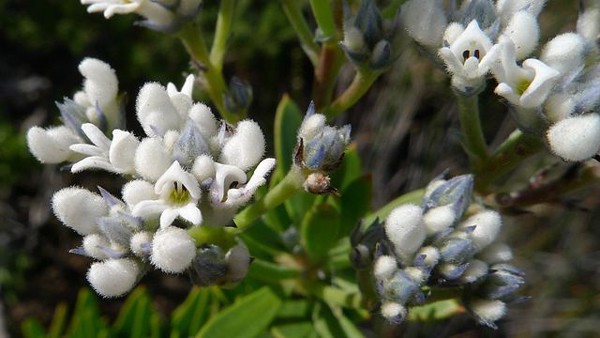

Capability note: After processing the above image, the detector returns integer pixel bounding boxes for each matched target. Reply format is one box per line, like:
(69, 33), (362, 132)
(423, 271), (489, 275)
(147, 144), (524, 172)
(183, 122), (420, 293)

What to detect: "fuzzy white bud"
(87, 258), (140, 298)
(423, 205), (457, 234)
(469, 299), (507, 327)
(134, 137), (172, 181)
(374, 255), (397, 280)
(385, 204), (426, 259)
(79, 58), (118, 109)
(27, 126), (81, 164)
(401, 0), (447, 49)
(83, 234), (111, 260)
(191, 154), (216, 182)
(478, 243), (514, 264)
(541, 33), (586, 75)
(459, 259), (489, 283)
(381, 302), (407, 323)
(503, 11), (539, 60)
(416, 246), (440, 267)
(130, 231), (153, 258)
(461, 210), (503, 251)
(298, 113), (326, 140)
(136, 82), (180, 137)
(52, 187), (108, 235)
(109, 130), (139, 174)
(189, 103), (217, 138)
(150, 226), (196, 273)
(122, 179), (157, 207)
(546, 114), (600, 162)
(220, 120), (265, 170)
(544, 94), (575, 123)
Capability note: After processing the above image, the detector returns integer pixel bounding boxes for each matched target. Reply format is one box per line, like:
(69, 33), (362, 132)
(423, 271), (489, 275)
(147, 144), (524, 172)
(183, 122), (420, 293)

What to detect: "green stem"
(455, 94), (489, 171)
(233, 168), (304, 231)
(323, 70), (381, 119)
(280, 0), (320, 66)
(210, 0), (236, 72)
(313, 42), (344, 109)
(178, 23), (239, 123)
(475, 130), (544, 192)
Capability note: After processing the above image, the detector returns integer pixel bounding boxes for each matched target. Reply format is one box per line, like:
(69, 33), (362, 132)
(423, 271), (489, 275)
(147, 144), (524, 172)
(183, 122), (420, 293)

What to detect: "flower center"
(168, 182), (191, 205)
(516, 79), (532, 95)
(462, 49), (481, 63)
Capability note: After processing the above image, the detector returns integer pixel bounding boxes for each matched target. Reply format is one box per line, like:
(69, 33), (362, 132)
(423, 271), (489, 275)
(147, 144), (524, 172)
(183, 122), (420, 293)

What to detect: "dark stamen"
(462, 50), (470, 60)
(474, 49), (480, 59)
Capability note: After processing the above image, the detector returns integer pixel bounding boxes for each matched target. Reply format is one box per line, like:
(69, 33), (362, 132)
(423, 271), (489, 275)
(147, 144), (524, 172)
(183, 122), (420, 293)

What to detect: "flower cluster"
(27, 58), (274, 297)
(80, 0), (201, 32)
(294, 103), (351, 194)
(401, 0), (600, 162)
(351, 174), (525, 328)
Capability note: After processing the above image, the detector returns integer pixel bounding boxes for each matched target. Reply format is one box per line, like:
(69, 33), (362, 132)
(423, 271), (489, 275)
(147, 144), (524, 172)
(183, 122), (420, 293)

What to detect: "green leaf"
(311, 303), (346, 338)
(48, 303), (68, 338)
(247, 258), (301, 283)
(330, 143), (363, 191)
(273, 94), (303, 179)
(240, 219), (287, 258)
(171, 287), (212, 337)
(339, 174), (372, 238)
(21, 319), (45, 338)
(276, 300), (311, 319)
(113, 286), (159, 338)
(196, 287), (282, 338)
(67, 288), (110, 338)
(408, 299), (465, 322)
(271, 322), (314, 338)
(301, 202), (341, 261)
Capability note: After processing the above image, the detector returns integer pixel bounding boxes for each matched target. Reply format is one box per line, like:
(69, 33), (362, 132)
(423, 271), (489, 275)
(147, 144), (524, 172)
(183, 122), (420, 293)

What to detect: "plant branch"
(280, 0), (320, 66)
(455, 94), (489, 171)
(323, 70), (381, 119)
(210, 0), (236, 72)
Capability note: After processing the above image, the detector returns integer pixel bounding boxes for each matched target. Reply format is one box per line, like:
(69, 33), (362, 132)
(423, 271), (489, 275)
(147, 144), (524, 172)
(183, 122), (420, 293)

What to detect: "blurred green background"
(1, 0), (599, 337)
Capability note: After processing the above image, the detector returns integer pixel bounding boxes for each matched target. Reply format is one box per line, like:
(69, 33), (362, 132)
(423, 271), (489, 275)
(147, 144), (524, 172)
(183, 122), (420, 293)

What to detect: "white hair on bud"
(423, 205), (457, 234)
(469, 299), (507, 326)
(122, 179), (156, 207)
(83, 234), (111, 260)
(577, 6), (600, 43)
(134, 137), (172, 181)
(109, 130), (139, 174)
(459, 259), (489, 283)
(136, 82), (180, 137)
(461, 210), (503, 251)
(374, 255), (397, 280)
(478, 242), (514, 264)
(385, 204), (426, 259)
(192, 154), (216, 182)
(404, 267), (425, 282)
(544, 94), (575, 123)
(496, 0), (547, 23)
(79, 58), (118, 108)
(169, 93), (193, 121)
(380, 302), (407, 323)
(546, 114), (600, 162)
(189, 103), (217, 138)
(52, 187), (108, 235)
(298, 113), (326, 140)
(416, 246), (440, 267)
(27, 126), (81, 164)
(442, 23), (464, 46)
(225, 244), (252, 282)
(541, 33), (586, 75)
(130, 231), (153, 258)
(150, 226), (196, 273)
(400, 0), (448, 49)
(503, 11), (539, 60)
(87, 258), (140, 298)
(219, 120), (265, 170)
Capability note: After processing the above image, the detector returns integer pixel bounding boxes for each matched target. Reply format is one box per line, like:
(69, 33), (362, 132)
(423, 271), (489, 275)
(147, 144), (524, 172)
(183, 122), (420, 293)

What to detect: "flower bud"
(400, 0), (447, 49)
(87, 258), (140, 298)
(27, 126), (81, 164)
(52, 187), (108, 235)
(478, 243), (513, 264)
(223, 77), (253, 115)
(422, 174), (473, 218)
(220, 120), (266, 171)
(381, 302), (407, 324)
(459, 259), (489, 283)
(225, 244), (252, 283)
(136, 82), (180, 137)
(130, 231), (153, 258)
(503, 11), (539, 59)
(374, 255), (398, 280)
(468, 298), (506, 328)
(173, 121), (210, 169)
(122, 179), (157, 207)
(460, 210), (503, 251)
(188, 245), (228, 286)
(423, 205), (457, 234)
(134, 137), (172, 181)
(384, 204), (426, 260)
(82, 234), (111, 260)
(541, 33), (586, 75)
(546, 114), (600, 162)
(150, 226), (196, 273)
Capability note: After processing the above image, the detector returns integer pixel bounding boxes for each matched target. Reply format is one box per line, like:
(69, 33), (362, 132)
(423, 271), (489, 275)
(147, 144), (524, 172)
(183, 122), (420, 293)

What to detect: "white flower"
(546, 114), (600, 162)
(77, 58), (120, 127)
(439, 20), (500, 94)
(69, 123), (139, 174)
(167, 74), (195, 98)
(132, 161), (202, 228)
(136, 82), (182, 137)
(150, 226), (196, 273)
(81, 0), (176, 30)
(87, 258), (140, 298)
(493, 37), (559, 108)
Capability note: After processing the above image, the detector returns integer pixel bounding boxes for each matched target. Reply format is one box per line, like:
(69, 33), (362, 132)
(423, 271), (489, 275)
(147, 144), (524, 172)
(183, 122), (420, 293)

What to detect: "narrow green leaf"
(240, 219), (287, 257)
(171, 287), (211, 337)
(113, 286), (154, 338)
(21, 319), (45, 338)
(271, 322), (314, 338)
(273, 94), (303, 178)
(276, 300), (311, 319)
(247, 258), (301, 283)
(408, 299), (465, 322)
(68, 289), (109, 338)
(48, 303), (68, 338)
(196, 287), (282, 338)
(311, 303), (345, 338)
(339, 174), (372, 238)
(301, 202), (341, 261)
(330, 143), (362, 191)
